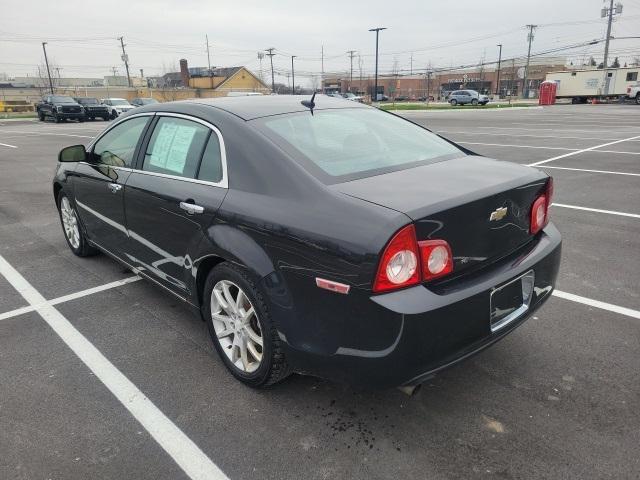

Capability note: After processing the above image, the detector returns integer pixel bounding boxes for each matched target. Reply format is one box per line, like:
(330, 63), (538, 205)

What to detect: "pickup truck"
(627, 83), (640, 104)
(36, 95), (85, 122)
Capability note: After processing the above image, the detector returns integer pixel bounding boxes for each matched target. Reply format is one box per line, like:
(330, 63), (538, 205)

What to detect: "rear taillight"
(418, 240), (454, 281)
(373, 225), (420, 293)
(373, 225), (453, 293)
(530, 177), (553, 234)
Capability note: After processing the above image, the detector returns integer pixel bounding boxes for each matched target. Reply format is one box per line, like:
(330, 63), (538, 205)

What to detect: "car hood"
(54, 102), (81, 106)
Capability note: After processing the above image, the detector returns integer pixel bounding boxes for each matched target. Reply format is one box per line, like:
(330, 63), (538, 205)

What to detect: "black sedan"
(52, 95), (561, 390)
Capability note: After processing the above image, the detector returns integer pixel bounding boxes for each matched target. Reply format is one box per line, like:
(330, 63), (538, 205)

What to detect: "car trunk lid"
(332, 156), (549, 276)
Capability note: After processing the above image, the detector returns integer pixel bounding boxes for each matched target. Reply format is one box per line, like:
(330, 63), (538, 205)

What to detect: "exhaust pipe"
(397, 384), (422, 396)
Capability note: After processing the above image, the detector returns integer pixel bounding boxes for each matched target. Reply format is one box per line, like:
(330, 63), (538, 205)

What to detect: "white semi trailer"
(545, 66), (640, 103)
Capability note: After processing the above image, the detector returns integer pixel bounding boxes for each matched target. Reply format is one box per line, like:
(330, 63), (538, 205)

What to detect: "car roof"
(181, 94), (369, 121)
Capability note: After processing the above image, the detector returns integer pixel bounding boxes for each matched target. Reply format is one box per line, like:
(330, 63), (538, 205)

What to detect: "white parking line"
(0, 141), (17, 148)
(528, 135), (640, 167)
(437, 130), (626, 141)
(0, 255), (229, 480)
(457, 141), (577, 151)
(0, 275), (141, 321)
(0, 130), (93, 139)
(540, 166), (640, 177)
(552, 203), (640, 219)
(553, 290), (640, 320)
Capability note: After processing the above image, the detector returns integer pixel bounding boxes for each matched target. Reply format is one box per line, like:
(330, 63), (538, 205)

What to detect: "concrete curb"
(388, 106), (544, 114)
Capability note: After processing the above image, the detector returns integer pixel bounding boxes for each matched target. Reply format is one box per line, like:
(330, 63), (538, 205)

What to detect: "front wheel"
(110, 110), (118, 120)
(636, 93), (640, 105)
(471, 98), (478, 106)
(450, 99), (457, 106)
(57, 192), (98, 257)
(54, 115), (61, 123)
(38, 111), (45, 121)
(202, 263), (291, 387)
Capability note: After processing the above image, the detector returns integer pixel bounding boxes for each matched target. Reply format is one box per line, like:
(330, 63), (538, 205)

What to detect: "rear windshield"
(256, 108), (464, 183)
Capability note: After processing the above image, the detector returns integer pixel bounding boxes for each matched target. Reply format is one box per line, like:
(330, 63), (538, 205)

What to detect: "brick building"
(323, 56), (567, 99)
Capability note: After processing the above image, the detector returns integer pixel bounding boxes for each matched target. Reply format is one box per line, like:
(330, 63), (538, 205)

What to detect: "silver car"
(448, 90), (489, 106)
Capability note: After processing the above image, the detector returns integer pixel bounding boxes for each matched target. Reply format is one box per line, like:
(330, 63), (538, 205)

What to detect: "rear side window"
(257, 108), (463, 183)
(197, 134), (223, 183)
(626, 72), (638, 81)
(93, 116), (149, 167)
(143, 117), (209, 179)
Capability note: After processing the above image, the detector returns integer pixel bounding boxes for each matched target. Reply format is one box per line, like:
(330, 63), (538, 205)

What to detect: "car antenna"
(301, 92), (316, 115)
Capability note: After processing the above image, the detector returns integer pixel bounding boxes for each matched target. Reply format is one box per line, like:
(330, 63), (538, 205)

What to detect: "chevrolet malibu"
(52, 96), (561, 390)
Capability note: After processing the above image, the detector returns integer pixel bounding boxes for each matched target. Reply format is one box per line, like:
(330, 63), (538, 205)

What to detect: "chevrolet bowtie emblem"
(489, 206), (508, 221)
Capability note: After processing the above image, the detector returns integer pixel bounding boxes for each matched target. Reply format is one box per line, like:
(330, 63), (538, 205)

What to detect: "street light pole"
(291, 55), (296, 94)
(41, 42), (54, 94)
(495, 44), (503, 97)
(369, 27), (386, 102)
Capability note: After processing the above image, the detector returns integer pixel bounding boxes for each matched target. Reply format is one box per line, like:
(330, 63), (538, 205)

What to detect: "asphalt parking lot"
(1, 104), (638, 480)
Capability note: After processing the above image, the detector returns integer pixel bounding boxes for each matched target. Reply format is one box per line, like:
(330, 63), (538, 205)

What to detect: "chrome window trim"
(85, 111), (229, 189)
(86, 112), (156, 151)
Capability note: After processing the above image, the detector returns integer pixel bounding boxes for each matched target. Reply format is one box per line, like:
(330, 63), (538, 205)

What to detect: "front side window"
(142, 117), (210, 179)
(92, 116), (149, 167)
(257, 108), (463, 182)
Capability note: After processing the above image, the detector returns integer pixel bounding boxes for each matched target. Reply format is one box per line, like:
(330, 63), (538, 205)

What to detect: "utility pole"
(602, 0), (623, 94)
(111, 66), (118, 77)
(410, 53), (413, 75)
(495, 44), (503, 97)
(291, 55), (296, 94)
(347, 50), (356, 89)
(118, 36), (132, 87)
(426, 70), (432, 104)
(257, 52), (264, 82)
(265, 48), (275, 93)
(206, 34), (213, 88)
(369, 27), (387, 102)
(140, 68), (144, 78)
(522, 25), (537, 99)
(321, 45), (324, 92)
(41, 42), (54, 94)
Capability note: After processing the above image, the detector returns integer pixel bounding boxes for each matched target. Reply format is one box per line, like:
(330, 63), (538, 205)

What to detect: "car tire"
(450, 99), (457, 106)
(54, 115), (61, 123)
(38, 111), (45, 121)
(111, 110), (118, 120)
(202, 262), (291, 388)
(102, 116), (109, 121)
(78, 118), (85, 123)
(636, 93), (640, 105)
(56, 191), (98, 257)
(471, 99), (478, 106)
(90, 116), (95, 121)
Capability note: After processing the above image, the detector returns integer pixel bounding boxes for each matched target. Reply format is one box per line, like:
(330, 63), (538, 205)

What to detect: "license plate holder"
(490, 270), (535, 333)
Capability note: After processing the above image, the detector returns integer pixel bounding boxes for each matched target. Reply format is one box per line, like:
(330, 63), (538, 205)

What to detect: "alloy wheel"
(60, 197), (80, 249)
(210, 280), (263, 373)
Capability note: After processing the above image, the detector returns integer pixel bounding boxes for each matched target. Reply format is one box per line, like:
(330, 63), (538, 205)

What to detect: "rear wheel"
(110, 110), (118, 120)
(57, 192), (98, 257)
(636, 93), (640, 105)
(450, 99), (457, 106)
(202, 262), (291, 387)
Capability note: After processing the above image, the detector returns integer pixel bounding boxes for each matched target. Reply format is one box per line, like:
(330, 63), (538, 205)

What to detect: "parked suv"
(448, 90), (489, 106)
(102, 98), (136, 119)
(36, 95), (85, 123)
(131, 97), (159, 107)
(74, 97), (110, 121)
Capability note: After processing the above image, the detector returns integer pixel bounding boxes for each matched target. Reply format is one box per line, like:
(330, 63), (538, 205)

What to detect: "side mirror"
(59, 144), (87, 163)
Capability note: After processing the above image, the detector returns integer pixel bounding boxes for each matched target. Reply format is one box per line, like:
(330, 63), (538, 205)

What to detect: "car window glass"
(197, 133), (223, 183)
(260, 108), (462, 181)
(143, 117), (209, 179)
(92, 116), (149, 167)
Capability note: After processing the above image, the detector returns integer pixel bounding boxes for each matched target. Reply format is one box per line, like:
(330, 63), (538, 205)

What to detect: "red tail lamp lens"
(373, 224), (420, 293)
(418, 240), (453, 281)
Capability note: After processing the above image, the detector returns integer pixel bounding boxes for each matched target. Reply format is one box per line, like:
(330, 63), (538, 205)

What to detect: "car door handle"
(107, 183), (122, 193)
(179, 201), (204, 215)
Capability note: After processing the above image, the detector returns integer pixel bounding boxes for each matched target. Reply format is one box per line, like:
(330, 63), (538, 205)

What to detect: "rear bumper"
(276, 223), (562, 388)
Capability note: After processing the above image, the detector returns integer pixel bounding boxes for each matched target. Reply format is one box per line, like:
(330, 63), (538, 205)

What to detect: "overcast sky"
(2, 0), (639, 86)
